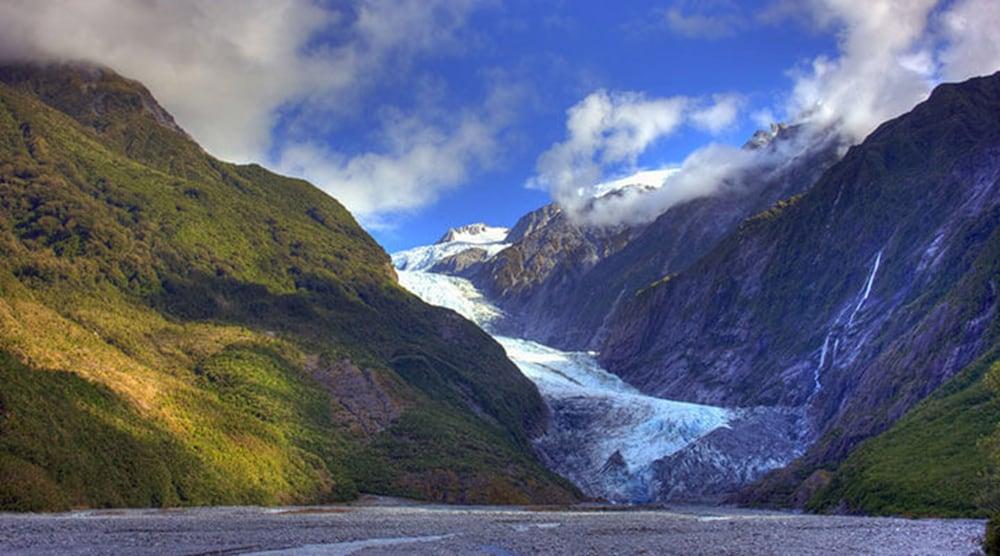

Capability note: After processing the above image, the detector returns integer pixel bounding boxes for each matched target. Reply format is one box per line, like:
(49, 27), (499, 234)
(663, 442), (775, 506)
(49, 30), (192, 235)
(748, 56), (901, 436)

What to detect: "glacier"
(394, 228), (738, 502)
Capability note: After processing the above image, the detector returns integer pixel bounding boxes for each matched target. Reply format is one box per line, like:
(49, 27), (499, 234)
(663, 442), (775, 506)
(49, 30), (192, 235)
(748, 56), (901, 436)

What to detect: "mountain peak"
(743, 122), (790, 150)
(0, 61), (187, 137)
(0, 61), (216, 178)
(436, 223), (509, 244)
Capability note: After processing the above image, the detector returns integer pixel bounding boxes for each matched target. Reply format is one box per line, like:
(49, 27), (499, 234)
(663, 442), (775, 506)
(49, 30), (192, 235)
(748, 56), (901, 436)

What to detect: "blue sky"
(3, 0), (998, 252)
(276, 0), (838, 251)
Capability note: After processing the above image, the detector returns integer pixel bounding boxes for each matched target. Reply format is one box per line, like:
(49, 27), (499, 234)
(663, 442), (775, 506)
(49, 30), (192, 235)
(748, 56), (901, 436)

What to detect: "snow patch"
(437, 223), (509, 244)
(592, 167), (679, 198)
(392, 223), (510, 272)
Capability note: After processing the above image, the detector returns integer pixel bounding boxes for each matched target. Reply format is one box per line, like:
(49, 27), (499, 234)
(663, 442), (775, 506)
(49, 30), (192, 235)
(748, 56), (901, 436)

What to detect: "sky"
(1, 1), (999, 251)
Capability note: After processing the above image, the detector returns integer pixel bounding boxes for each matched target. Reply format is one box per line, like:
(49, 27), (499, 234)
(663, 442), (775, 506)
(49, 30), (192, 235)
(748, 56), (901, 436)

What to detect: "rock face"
(307, 358), (403, 436)
(599, 72), (1000, 503)
(473, 203), (638, 343)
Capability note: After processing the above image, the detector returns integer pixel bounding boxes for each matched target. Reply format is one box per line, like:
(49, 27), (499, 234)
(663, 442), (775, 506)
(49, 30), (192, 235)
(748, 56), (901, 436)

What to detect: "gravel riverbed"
(0, 500), (986, 555)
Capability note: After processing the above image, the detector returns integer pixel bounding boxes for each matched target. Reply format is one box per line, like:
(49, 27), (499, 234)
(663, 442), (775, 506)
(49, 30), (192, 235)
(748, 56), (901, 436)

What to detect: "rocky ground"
(0, 499), (986, 555)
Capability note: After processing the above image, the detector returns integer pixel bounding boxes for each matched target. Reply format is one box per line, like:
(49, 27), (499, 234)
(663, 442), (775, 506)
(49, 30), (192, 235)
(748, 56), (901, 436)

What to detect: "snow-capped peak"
(436, 223), (510, 245)
(591, 167), (680, 199)
(392, 223), (511, 272)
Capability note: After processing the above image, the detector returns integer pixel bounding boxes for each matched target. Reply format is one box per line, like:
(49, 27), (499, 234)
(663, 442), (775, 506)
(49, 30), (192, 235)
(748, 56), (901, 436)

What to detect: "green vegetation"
(809, 354), (1000, 517)
(802, 214), (1000, 517)
(0, 63), (577, 511)
(987, 515), (1000, 555)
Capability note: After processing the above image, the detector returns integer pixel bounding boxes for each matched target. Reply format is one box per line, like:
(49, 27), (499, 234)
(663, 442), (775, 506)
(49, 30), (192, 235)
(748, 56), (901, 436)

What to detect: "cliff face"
(0, 62), (578, 511)
(472, 203), (637, 343)
(598, 72), (1000, 505)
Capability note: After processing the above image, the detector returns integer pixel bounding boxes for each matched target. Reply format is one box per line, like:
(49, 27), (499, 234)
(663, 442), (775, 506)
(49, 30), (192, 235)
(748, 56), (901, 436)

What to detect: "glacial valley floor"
(0, 499), (986, 555)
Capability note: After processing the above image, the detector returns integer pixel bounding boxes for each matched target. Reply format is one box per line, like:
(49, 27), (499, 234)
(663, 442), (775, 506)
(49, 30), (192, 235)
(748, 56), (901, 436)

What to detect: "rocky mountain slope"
(0, 62), (578, 511)
(599, 72), (1000, 513)
(453, 125), (840, 351)
(468, 204), (636, 344)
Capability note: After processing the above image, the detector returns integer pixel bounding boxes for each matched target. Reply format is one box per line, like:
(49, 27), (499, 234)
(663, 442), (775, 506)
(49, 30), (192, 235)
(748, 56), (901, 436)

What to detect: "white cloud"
(581, 144), (755, 227)
(937, 0), (1000, 82)
(751, 108), (778, 129)
(276, 73), (526, 228)
(565, 0), (1000, 228)
(579, 124), (835, 228)
(277, 109), (503, 229)
(663, 1), (746, 39)
(779, 0), (1000, 141)
(593, 167), (680, 199)
(0, 0), (500, 223)
(782, 0), (940, 141)
(690, 94), (745, 133)
(0, 0), (336, 163)
(530, 90), (745, 217)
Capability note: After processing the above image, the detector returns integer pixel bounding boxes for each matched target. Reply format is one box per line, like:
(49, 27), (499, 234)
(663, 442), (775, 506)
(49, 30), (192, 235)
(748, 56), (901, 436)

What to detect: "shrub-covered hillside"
(0, 62), (578, 511)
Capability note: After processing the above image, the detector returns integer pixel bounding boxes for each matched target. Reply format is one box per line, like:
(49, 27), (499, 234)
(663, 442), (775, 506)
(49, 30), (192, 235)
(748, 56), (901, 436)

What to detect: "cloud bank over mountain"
(534, 0), (1000, 226)
(527, 90), (743, 218)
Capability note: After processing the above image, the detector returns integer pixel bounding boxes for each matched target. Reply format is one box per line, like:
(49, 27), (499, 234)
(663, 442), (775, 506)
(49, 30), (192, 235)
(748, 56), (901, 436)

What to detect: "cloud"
(779, 0), (1000, 141)
(529, 90), (745, 216)
(557, 0), (1000, 228)
(592, 167), (680, 199)
(690, 94), (745, 133)
(275, 70), (528, 229)
(276, 95), (516, 229)
(581, 145), (755, 227)
(662, 1), (747, 39)
(0, 0), (336, 163)
(0, 0), (500, 223)
(579, 123), (837, 228)
(937, 0), (1000, 82)
(782, 0), (940, 141)
(751, 108), (778, 129)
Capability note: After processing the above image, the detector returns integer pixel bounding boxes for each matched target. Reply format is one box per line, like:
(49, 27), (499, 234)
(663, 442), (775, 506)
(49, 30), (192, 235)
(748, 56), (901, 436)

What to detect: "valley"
(0, 30), (997, 556)
(394, 71), (1000, 518)
(393, 228), (807, 503)
(1, 1), (1000, 553)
